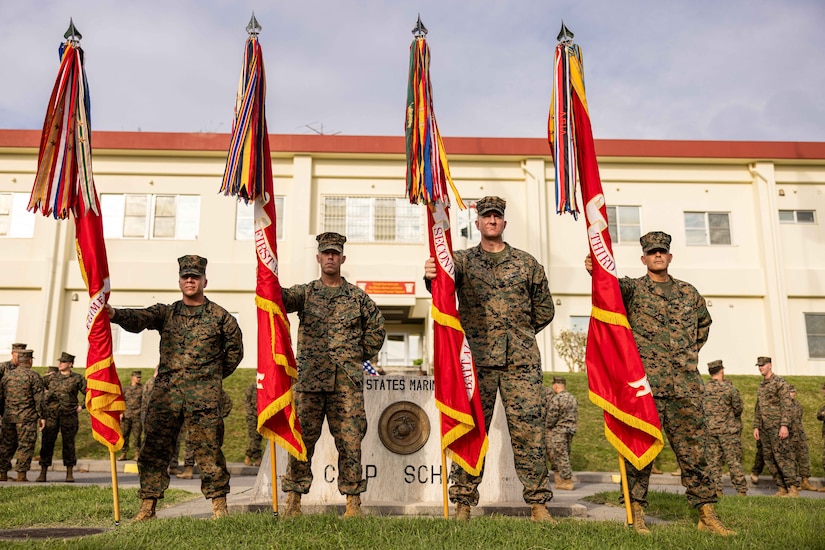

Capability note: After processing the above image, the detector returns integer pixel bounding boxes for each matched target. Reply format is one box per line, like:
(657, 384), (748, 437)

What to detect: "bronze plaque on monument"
(378, 401), (430, 455)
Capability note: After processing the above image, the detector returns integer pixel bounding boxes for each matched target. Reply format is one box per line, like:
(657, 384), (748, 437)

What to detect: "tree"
(555, 329), (587, 373)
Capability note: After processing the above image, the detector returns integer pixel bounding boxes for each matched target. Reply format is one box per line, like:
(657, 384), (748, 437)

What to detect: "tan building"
(1, 129), (824, 375)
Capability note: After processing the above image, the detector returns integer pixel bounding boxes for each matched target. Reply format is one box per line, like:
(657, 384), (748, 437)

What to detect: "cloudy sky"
(1, 0), (823, 141)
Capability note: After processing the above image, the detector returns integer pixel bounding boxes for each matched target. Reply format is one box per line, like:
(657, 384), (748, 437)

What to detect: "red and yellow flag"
(549, 27), (663, 469)
(220, 32), (305, 460)
(406, 23), (488, 475)
(29, 36), (125, 451)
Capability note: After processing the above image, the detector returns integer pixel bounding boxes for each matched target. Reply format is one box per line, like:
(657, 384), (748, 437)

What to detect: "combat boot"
(117, 451), (128, 461)
(36, 466), (48, 482)
(132, 498), (157, 522)
(212, 496), (228, 519)
(553, 471), (561, 485)
(773, 486), (788, 497)
(781, 486), (800, 498)
(697, 503), (736, 536)
(530, 503), (558, 524)
(651, 464), (662, 475)
(283, 492), (302, 518)
(556, 477), (575, 490)
(244, 456), (252, 466)
(750, 473), (759, 485)
(177, 466), (193, 479)
(343, 494), (364, 518)
(671, 468), (681, 477)
(253, 457), (262, 467)
(0, 471), (6, 481)
(133, 452), (139, 461)
(737, 489), (748, 496)
(630, 502), (650, 535)
(454, 502), (471, 521)
(801, 478), (816, 491)
(13, 471), (28, 482)
(65, 466), (74, 483)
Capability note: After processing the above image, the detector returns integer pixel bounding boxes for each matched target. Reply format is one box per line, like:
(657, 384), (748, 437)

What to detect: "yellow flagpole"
(440, 412), (449, 519)
(270, 439), (279, 516)
(110, 449), (121, 525)
(618, 454), (633, 528)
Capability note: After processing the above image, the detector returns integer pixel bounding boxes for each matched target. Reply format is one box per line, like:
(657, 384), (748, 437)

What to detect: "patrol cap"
(178, 255), (207, 277)
(11, 343), (27, 351)
(640, 231), (671, 253)
(476, 196), (506, 216)
(789, 385), (796, 392)
(755, 356), (772, 366)
(57, 352), (75, 363)
(17, 349), (33, 363)
(316, 232), (347, 253)
(707, 360), (724, 375)
(552, 376), (567, 385)
(131, 370), (142, 378)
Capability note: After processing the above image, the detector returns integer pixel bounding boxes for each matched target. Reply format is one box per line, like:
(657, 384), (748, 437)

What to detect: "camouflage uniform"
(753, 372), (798, 490)
(38, 370), (86, 468)
(788, 396), (810, 479)
(111, 299), (243, 501)
(619, 272), (717, 509)
(281, 277), (386, 496)
(446, 241), (554, 506)
(817, 393), (825, 472)
(703, 378), (747, 493)
(0, 356), (44, 474)
(121, 376), (143, 459)
(244, 381), (263, 462)
(181, 390), (232, 469)
(545, 385), (577, 481)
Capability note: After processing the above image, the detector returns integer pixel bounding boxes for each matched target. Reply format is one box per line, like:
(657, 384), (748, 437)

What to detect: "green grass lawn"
(0, 485), (823, 549)
(32, 367), (825, 478)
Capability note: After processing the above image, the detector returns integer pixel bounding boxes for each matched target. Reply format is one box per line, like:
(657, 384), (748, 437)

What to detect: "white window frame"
(569, 315), (590, 334)
(779, 210), (816, 224)
(805, 313), (825, 359)
(605, 205), (641, 245)
(0, 193), (35, 238)
(378, 332), (423, 367)
(235, 197), (285, 241)
(0, 306), (20, 352)
(110, 323), (142, 355)
(322, 196), (422, 243)
(684, 211), (732, 246)
(101, 194), (200, 240)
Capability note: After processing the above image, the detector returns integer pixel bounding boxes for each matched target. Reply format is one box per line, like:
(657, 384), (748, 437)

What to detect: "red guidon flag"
(549, 25), (663, 469)
(220, 29), (305, 460)
(28, 32), (125, 450)
(405, 21), (488, 475)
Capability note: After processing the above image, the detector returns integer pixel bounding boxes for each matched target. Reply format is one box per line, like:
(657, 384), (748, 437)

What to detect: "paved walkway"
(35, 460), (825, 522)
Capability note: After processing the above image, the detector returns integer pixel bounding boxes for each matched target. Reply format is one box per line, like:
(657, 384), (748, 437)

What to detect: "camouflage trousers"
(706, 431), (747, 492)
(0, 418), (39, 472)
(752, 438), (764, 475)
(547, 431), (574, 480)
(38, 413), (79, 467)
(245, 413), (263, 460)
(137, 383), (229, 500)
(121, 416), (142, 456)
(760, 424), (799, 489)
(283, 383), (367, 496)
(450, 364), (550, 506)
(790, 433), (810, 478)
(623, 396), (717, 509)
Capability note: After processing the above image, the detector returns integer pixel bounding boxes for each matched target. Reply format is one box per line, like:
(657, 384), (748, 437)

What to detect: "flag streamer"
(405, 30), (488, 475)
(549, 31), (663, 469)
(221, 33), (306, 461)
(29, 36), (125, 451)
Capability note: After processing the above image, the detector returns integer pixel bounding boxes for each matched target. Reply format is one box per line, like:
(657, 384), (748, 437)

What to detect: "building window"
(570, 315), (590, 333)
(110, 323), (142, 355)
(456, 199), (481, 246)
(0, 306), (20, 352)
(322, 196), (422, 243)
(236, 197), (285, 241)
(0, 193), (35, 238)
(606, 205), (641, 244)
(684, 211), (731, 245)
(101, 194), (200, 240)
(779, 210), (816, 224)
(805, 313), (825, 359)
(378, 333), (423, 367)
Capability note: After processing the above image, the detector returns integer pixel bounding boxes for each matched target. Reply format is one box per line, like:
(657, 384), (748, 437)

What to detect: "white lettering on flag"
(254, 196), (278, 276)
(256, 371), (265, 390)
(431, 201), (455, 280)
(628, 377), (652, 398)
(585, 193), (617, 277)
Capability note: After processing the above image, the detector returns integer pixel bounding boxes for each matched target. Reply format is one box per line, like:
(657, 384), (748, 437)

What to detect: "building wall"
(1, 130), (824, 376)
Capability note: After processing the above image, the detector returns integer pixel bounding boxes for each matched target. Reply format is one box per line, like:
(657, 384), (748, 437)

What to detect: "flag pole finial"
(412, 14), (428, 38)
(64, 18), (82, 45)
(557, 21), (574, 43)
(246, 12), (262, 36)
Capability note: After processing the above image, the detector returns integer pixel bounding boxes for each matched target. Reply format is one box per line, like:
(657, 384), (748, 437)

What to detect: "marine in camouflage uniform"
(816, 382), (825, 488)
(107, 255), (243, 520)
(753, 356), (799, 496)
(281, 232), (386, 518)
(118, 370), (143, 461)
(788, 386), (814, 490)
(0, 350), (44, 481)
(702, 360), (747, 495)
(591, 231), (733, 535)
(244, 381), (263, 466)
(545, 376), (577, 489)
(37, 352), (86, 481)
(426, 197), (555, 522)
(0, 343), (27, 378)
(177, 389), (232, 478)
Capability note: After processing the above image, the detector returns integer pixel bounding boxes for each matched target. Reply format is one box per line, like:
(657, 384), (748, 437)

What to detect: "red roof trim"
(1, 129), (824, 160)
